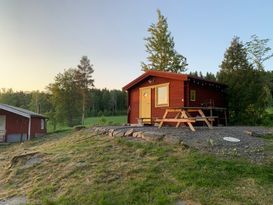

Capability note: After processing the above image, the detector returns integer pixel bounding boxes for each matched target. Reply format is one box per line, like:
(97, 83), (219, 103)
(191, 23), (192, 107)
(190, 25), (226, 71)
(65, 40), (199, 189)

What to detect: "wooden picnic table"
(156, 107), (226, 131)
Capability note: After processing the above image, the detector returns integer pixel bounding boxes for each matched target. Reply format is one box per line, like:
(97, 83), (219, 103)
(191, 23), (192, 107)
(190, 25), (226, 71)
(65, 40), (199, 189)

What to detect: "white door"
(0, 115), (6, 131)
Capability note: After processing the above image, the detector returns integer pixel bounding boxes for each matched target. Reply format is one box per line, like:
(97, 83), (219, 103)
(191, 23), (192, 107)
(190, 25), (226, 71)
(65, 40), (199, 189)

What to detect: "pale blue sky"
(0, 0), (273, 91)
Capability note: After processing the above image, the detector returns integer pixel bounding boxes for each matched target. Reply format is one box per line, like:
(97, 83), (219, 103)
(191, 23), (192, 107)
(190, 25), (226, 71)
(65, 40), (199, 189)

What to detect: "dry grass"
(0, 129), (272, 205)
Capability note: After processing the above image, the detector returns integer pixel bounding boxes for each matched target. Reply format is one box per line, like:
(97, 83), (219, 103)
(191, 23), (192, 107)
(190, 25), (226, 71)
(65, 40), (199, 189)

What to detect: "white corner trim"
(28, 117), (31, 140)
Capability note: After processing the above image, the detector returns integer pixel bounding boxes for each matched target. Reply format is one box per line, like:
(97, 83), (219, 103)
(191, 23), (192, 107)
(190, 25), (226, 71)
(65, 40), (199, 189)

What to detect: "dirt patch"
(8, 152), (43, 169)
(0, 195), (26, 205)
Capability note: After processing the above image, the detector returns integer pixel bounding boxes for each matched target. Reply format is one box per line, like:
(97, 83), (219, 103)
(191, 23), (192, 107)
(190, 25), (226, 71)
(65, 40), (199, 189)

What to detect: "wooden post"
(224, 110), (227, 126)
(198, 109), (212, 129)
(158, 109), (169, 128)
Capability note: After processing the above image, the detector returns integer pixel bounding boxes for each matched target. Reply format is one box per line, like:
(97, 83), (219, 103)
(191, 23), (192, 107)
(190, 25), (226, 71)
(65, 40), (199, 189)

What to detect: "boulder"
(142, 132), (165, 142)
(108, 129), (115, 137)
(132, 131), (143, 138)
(124, 128), (134, 137)
(113, 130), (125, 137)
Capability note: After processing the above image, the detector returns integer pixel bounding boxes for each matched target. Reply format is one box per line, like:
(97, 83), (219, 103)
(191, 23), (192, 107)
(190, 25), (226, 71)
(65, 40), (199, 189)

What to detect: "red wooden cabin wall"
(128, 76), (184, 124)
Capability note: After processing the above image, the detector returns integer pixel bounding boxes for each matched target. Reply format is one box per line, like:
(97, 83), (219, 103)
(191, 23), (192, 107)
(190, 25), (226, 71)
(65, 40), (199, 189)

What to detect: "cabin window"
(155, 83), (169, 107)
(190, 90), (196, 101)
(41, 119), (44, 130)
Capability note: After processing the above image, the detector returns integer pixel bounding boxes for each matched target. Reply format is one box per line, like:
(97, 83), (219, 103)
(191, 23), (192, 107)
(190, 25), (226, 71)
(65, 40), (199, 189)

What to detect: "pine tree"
(141, 10), (187, 73)
(219, 36), (251, 73)
(75, 56), (95, 125)
(218, 36), (271, 124)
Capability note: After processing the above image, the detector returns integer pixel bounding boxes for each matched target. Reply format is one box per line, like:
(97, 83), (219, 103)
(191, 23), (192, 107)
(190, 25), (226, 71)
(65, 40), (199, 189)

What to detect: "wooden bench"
(155, 118), (196, 131)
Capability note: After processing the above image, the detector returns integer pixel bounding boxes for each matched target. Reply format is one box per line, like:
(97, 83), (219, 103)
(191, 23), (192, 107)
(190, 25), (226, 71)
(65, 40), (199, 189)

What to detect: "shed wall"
(0, 109), (46, 142)
(128, 76), (184, 124)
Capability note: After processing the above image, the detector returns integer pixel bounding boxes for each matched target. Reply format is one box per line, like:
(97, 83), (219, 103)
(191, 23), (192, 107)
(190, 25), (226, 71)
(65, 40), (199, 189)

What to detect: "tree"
(48, 68), (81, 127)
(220, 36), (251, 73)
(218, 36), (271, 124)
(246, 35), (273, 70)
(204, 72), (216, 81)
(141, 10), (187, 73)
(75, 56), (94, 125)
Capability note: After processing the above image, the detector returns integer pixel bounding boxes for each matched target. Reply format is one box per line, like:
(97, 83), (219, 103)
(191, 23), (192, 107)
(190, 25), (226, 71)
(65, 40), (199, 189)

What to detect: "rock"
(142, 132), (165, 142)
(9, 152), (40, 169)
(21, 155), (42, 169)
(132, 131), (143, 138)
(163, 135), (182, 145)
(0, 196), (27, 205)
(180, 141), (190, 149)
(124, 128), (134, 137)
(97, 128), (107, 135)
(244, 130), (253, 136)
(113, 130), (125, 137)
(108, 129), (115, 137)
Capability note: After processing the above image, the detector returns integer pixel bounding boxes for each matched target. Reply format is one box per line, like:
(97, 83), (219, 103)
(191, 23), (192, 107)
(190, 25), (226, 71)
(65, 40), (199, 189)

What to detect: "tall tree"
(219, 36), (251, 73)
(75, 56), (94, 125)
(141, 10), (187, 73)
(246, 35), (273, 70)
(48, 68), (81, 127)
(218, 36), (271, 124)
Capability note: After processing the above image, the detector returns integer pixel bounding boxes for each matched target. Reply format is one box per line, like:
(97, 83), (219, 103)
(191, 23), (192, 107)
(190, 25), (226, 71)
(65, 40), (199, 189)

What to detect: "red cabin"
(0, 104), (47, 142)
(123, 70), (227, 125)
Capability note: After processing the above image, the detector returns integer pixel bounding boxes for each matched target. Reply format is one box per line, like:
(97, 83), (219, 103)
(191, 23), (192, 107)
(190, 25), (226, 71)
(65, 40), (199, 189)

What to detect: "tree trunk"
(81, 92), (85, 125)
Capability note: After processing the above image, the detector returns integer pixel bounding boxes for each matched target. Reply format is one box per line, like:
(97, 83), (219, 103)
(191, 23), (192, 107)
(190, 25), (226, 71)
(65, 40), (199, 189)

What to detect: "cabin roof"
(123, 70), (226, 90)
(0, 104), (46, 118)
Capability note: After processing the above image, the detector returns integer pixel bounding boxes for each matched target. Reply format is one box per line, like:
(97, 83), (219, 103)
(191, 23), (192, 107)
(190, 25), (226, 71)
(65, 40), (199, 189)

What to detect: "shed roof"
(0, 104), (46, 118)
(123, 70), (226, 90)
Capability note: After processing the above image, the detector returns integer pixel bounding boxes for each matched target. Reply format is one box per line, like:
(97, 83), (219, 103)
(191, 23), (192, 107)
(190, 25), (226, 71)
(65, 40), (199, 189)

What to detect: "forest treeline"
(0, 88), (127, 128)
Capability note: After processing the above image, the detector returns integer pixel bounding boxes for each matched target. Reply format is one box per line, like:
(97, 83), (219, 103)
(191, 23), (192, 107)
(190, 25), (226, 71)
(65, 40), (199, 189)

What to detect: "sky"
(0, 0), (273, 91)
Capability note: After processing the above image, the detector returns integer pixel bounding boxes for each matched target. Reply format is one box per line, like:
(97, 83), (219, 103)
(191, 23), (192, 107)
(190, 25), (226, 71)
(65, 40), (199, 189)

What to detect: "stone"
(163, 135), (182, 145)
(0, 196), (27, 205)
(142, 131), (165, 142)
(124, 128), (134, 137)
(113, 130), (125, 137)
(132, 131), (143, 138)
(108, 129), (115, 137)
(180, 141), (190, 149)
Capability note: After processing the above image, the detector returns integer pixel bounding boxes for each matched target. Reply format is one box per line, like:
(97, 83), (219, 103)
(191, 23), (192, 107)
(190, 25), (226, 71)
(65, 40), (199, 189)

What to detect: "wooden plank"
(155, 118), (195, 123)
(174, 111), (182, 128)
(197, 109), (213, 129)
(158, 109), (169, 128)
(187, 122), (196, 131)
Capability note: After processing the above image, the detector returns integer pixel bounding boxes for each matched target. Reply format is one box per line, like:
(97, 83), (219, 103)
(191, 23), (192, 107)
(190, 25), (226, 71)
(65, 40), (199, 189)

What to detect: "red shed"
(123, 70), (227, 125)
(0, 104), (47, 142)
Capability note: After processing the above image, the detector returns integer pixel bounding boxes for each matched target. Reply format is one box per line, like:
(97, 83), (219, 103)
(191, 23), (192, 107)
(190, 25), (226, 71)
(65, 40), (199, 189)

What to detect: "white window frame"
(190, 90), (196, 101)
(155, 83), (169, 107)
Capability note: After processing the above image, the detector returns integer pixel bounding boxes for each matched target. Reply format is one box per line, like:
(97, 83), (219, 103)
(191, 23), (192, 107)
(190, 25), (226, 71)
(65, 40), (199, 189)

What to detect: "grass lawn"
(84, 115), (127, 126)
(47, 115), (127, 132)
(0, 129), (272, 204)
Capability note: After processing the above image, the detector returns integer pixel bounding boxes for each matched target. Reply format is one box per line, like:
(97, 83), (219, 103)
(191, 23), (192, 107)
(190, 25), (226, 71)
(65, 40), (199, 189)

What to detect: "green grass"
(84, 115), (127, 126)
(47, 115), (127, 132)
(0, 129), (272, 205)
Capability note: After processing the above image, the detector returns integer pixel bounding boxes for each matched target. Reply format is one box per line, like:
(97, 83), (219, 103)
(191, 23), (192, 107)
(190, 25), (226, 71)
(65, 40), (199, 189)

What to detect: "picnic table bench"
(156, 107), (222, 131)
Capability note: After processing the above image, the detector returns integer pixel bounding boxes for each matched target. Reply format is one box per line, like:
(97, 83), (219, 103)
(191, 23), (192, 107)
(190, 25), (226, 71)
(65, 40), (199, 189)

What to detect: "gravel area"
(91, 125), (273, 163)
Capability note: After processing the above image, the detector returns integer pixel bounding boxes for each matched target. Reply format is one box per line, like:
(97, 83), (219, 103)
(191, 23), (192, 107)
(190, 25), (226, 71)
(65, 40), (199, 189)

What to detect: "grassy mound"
(0, 129), (272, 205)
